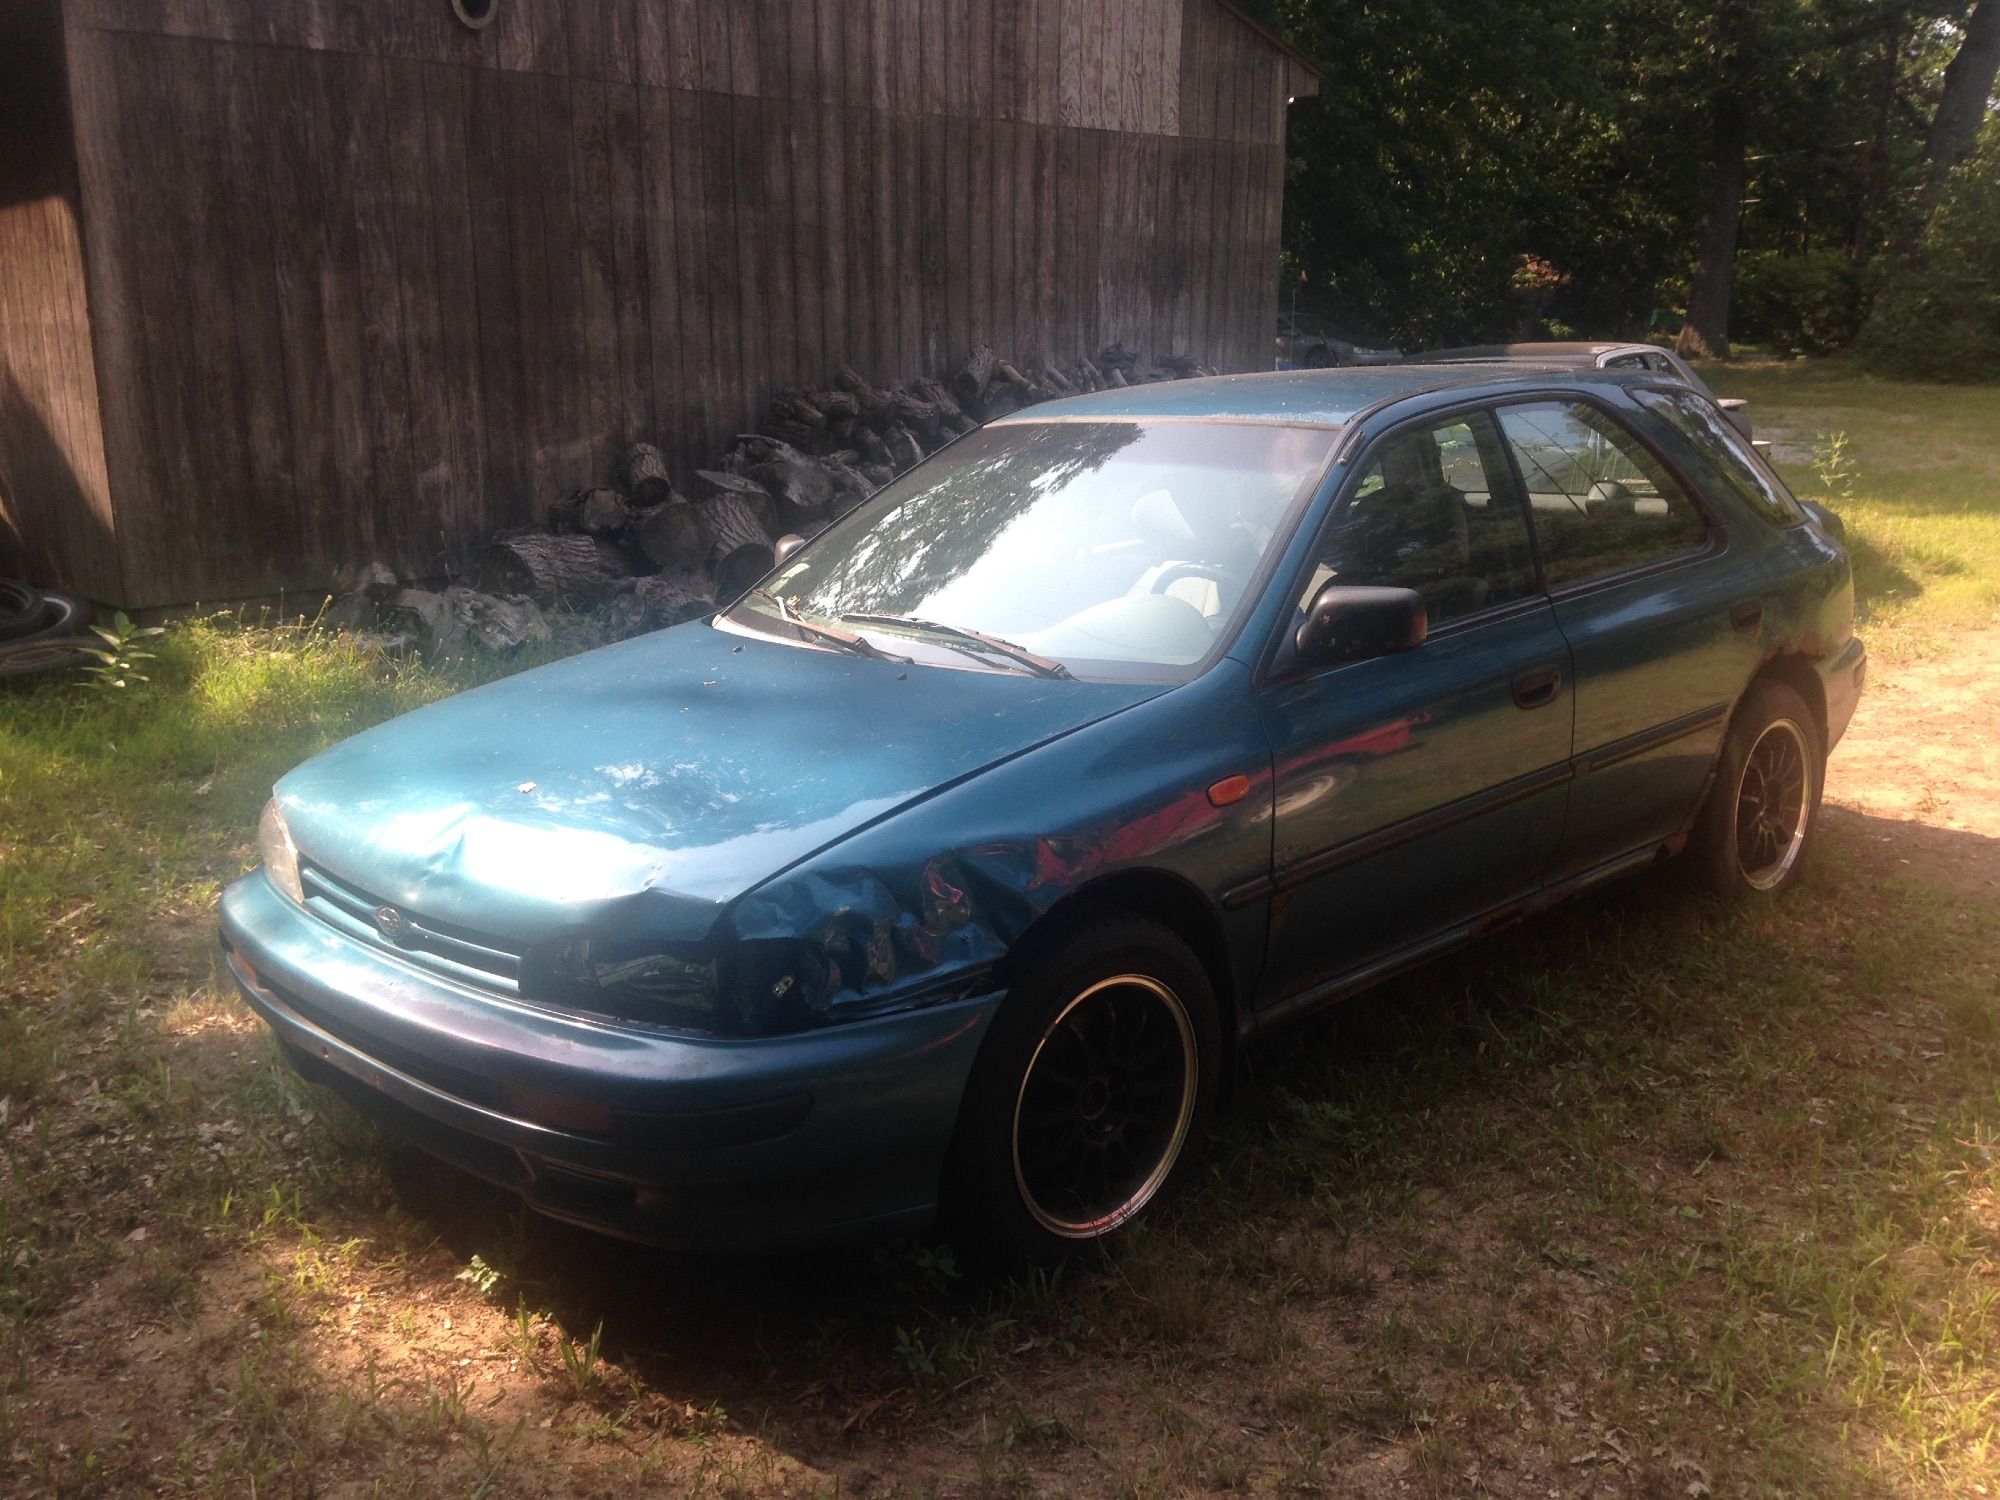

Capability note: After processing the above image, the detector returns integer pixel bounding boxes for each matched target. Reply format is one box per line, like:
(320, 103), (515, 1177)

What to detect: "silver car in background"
(1275, 313), (1403, 370)
(1424, 341), (1754, 439)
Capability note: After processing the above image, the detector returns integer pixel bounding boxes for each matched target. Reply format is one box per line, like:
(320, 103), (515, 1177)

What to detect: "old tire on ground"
(945, 914), (1219, 1267)
(1687, 677), (1824, 899)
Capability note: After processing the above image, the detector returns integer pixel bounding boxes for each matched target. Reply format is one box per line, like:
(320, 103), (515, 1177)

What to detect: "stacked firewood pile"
(336, 342), (1212, 656)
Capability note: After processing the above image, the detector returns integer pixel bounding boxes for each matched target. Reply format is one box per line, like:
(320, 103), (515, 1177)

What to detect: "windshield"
(726, 419), (1338, 681)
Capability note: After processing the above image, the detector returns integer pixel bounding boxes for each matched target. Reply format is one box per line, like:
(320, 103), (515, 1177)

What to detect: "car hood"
(276, 623), (1162, 942)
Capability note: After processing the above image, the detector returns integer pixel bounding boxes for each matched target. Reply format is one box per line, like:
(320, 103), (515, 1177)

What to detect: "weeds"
(557, 1321), (606, 1401)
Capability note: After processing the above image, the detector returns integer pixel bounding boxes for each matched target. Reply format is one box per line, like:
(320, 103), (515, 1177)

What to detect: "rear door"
(1494, 397), (1760, 877)
(1255, 409), (1573, 1011)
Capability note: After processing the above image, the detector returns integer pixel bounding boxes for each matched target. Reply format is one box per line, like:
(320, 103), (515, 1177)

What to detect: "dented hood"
(276, 623), (1161, 942)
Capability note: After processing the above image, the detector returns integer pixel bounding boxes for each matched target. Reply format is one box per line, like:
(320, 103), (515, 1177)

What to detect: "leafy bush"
(1732, 250), (1862, 356)
(1858, 130), (2000, 382)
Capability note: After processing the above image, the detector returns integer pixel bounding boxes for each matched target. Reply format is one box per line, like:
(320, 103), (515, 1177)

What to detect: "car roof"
(989, 363), (1637, 431)
(1427, 341), (1655, 363)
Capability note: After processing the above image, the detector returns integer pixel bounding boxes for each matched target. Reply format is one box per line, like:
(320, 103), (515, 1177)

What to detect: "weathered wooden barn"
(0, 0), (1317, 609)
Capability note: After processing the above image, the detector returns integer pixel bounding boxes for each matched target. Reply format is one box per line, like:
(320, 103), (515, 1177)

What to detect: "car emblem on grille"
(373, 905), (411, 943)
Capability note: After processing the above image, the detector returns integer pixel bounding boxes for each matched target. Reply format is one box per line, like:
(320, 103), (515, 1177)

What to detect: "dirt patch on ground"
(1822, 626), (2000, 896)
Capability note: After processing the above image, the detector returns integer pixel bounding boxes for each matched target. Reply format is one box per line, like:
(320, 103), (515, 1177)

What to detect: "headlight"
(258, 799), (304, 905)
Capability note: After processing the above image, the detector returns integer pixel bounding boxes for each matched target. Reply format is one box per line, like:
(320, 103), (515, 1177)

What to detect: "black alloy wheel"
(946, 914), (1219, 1265)
(1689, 677), (1825, 899)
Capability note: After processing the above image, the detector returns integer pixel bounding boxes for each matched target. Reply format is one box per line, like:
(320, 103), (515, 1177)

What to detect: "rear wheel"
(1688, 679), (1824, 899)
(945, 915), (1218, 1266)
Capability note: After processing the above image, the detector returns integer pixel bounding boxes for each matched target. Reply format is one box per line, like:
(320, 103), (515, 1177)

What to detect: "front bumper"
(219, 874), (1001, 1249)
(1819, 634), (1866, 751)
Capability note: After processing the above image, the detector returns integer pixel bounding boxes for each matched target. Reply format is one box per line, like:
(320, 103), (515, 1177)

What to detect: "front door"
(1256, 409), (1573, 1012)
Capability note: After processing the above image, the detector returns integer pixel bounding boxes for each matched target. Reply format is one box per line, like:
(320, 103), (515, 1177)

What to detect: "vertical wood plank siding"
(0, 1), (121, 597)
(10, 0), (1309, 606)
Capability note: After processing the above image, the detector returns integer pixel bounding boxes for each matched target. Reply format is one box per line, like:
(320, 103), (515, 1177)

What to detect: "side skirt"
(1239, 842), (1670, 1042)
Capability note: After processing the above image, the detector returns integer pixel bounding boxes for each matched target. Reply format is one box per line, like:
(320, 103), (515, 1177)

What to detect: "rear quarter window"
(1633, 386), (1806, 529)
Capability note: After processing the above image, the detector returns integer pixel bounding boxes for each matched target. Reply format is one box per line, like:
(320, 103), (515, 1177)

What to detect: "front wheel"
(1688, 679), (1824, 899)
(944, 915), (1219, 1266)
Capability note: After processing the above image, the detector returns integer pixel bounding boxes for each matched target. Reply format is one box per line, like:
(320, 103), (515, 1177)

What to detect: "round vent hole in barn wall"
(452, 0), (499, 30)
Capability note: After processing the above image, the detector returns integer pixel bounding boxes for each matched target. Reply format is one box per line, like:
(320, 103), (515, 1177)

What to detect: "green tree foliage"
(1858, 123), (2000, 378)
(1271, 0), (1987, 358)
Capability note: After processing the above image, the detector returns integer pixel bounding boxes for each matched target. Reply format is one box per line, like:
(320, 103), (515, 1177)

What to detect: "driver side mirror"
(1294, 584), (1427, 665)
(773, 533), (807, 565)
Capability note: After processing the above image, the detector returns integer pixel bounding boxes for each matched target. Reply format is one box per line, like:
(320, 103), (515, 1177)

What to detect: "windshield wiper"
(748, 590), (911, 663)
(837, 613), (1072, 680)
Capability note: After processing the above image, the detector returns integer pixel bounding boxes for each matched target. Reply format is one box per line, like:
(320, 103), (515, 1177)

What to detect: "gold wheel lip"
(1010, 973), (1199, 1241)
(1734, 716), (1814, 891)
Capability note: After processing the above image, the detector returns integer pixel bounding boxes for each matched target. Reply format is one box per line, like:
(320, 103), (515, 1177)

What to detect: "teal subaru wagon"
(220, 365), (1865, 1262)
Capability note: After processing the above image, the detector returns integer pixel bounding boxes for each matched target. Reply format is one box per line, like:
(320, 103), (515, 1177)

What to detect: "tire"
(1302, 345), (1332, 369)
(944, 914), (1221, 1267)
(0, 588), (88, 645)
(1687, 678), (1825, 899)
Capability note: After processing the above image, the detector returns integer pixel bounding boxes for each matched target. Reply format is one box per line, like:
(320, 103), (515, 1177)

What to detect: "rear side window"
(1496, 402), (1708, 589)
(1633, 386), (1806, 528)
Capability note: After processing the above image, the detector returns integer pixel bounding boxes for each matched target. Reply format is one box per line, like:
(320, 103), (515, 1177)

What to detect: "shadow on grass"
(222, 806), (2000, 1492)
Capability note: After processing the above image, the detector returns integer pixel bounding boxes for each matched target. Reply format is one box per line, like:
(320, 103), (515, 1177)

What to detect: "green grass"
(2, 368), (1999, 1495)
(1708, 359), (2000, 656)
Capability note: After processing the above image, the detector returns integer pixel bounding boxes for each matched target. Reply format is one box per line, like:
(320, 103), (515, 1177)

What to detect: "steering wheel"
(1144, 559), (1249, 611)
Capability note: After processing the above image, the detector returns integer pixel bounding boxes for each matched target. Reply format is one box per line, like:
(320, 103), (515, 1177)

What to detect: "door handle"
(1512, 664), (1563, 710)
(1730, 598), (1764, 632)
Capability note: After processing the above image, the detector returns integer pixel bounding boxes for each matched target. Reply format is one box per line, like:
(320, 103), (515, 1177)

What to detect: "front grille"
(300, 862), (522, 994)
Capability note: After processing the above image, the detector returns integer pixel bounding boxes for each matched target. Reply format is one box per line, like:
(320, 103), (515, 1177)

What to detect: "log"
(473, 532), (630, 606)
(747, 454), (834, 515)
(633, 502), (707, 572)
(389, 586), (551, 656)
(629, 575), (713, 627)
(331, 559), (398, 601)
(697, 469), (779, 536)
(854, 427), (892, 466)
(812, 388), (861, 422)
(837, 364), (895, 423)
(911, 376), (965, 424)
(884, 384), (938, 432)
(698, 491), (775, 605)
(624, 443), (676, 506)
(980, 384), (1028, 419)
(695, 492), (771, 560)
(556, 490), (624, 536)
(770, 388), (828, 429)
(884, 424), (924, 473)
(951, 344), (997, 407)
(1098, 341), (1139, 377)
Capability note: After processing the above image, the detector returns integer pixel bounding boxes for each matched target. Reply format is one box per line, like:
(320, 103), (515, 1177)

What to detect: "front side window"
(1497, 401), (1708, 589)
(732, 419), (1336, 680)
(1632, 385), (1805, 528)
(1298, 411), (1538, 629)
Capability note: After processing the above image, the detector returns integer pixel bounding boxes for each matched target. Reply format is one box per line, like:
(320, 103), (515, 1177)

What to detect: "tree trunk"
(1849, 17), (1907, 262)
(1677, 37), (1750, 362)
(1924, 0), (2000, 190)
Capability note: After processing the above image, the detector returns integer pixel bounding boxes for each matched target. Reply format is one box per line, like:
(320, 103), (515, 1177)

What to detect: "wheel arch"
(997, 868), (1242, 1070)
(1747, 650), (1828, 752)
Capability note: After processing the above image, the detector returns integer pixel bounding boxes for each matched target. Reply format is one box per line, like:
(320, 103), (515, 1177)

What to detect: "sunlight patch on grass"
(1709, 362), (2000, 658)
